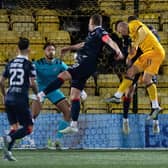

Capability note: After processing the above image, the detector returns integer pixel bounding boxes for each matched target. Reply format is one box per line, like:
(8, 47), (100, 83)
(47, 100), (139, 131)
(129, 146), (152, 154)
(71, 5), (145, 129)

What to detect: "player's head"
(18, 37), (30, 55)
(43, 41), (56, 60)
(115, 20), (123, 32)
(89, 14), (102, 31)
(127, 15), (138, 23)
(116, 21), (129, 36)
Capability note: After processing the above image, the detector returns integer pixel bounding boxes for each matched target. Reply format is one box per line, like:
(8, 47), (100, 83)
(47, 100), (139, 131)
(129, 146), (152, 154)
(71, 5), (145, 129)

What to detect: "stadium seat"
(109, 102), (124, 113)
(139, 13), (160, 30)
(36, 10), (60, 32)
(158, 87), (168, 97)
(161, 65), (168, 75)
(97, 74), (120, 88)
(136, 95), (151, 114)
(0, 31), (18, 43)
(109, 15), (129, 31)
(0, 30), (18, 61)
(158, 31), (168, 45)
(148, 1), (168, 12)
(0, 14), (9, 31)
(160, 96), (168, 113)
(157, 75), (168, 87)
(99, 87), (117, 98)
(19, 31), (45, 44)
(61, 52), (75, 66)
(11, 14), (35, 32)
(30, 44), (44, 61)
(82, 96), (109, 113)
(44, 31), (71, 45)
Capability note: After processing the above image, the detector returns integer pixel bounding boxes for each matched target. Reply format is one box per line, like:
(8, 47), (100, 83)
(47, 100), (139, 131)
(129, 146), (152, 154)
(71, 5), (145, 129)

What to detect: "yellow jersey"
(129, 20), (164, 53)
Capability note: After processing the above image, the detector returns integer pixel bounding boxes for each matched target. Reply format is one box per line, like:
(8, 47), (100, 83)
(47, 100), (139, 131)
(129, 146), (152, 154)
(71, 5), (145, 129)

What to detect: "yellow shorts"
(134, 49), (165, 75)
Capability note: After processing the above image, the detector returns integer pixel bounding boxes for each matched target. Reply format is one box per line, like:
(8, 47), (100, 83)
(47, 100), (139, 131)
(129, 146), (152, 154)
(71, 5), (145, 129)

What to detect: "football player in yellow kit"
(105, 16), (165, 120)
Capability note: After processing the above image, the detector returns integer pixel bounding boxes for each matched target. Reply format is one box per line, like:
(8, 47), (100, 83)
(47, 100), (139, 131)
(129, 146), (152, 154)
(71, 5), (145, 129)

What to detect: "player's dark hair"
(90, 14), (102, 26)
(128, 15), (138, 23)
(18, 37), (29, 50)
(115, 20), (123, 31)
(43, 41), (56, 50)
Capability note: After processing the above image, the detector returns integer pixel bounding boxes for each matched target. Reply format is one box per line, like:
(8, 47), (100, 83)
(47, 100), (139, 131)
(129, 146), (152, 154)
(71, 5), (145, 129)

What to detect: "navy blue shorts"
(71, 78), (88, 91)
(5, 102), (33, 127)
(68, 59), (96, 90)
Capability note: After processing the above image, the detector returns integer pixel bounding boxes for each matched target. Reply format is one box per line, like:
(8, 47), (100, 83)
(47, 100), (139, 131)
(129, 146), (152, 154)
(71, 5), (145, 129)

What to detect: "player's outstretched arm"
(61, 42), (85, 56)
(102, 35), (124, 60)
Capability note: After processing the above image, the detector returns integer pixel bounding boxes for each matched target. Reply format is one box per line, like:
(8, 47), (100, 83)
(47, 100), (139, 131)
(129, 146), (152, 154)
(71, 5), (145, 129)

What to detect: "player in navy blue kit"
(38, 14), (123, 133)
(0, 38), (38, 161)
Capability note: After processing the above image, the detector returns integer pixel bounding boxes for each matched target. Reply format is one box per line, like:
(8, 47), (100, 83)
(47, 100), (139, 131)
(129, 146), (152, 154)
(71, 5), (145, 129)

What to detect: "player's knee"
(58, 71), (71, 80)
(142, 77), (151, 85)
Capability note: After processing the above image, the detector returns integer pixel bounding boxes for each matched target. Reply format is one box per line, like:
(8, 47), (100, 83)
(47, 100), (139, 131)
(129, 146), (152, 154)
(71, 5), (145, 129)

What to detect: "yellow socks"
(146, 83), (157, 101)
(115, 78), (133, 98)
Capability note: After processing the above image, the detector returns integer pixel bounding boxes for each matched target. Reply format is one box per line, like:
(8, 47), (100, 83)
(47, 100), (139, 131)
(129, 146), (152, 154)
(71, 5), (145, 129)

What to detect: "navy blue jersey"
(3, 55), (36, 102)
(77, 26), (108, 64)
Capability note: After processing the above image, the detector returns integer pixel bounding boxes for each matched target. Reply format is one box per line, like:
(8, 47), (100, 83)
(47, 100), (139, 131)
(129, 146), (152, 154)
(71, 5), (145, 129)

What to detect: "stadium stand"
(82, 96), (108, 113)
(0, 13), (9, 31)
(36, 9), (60, 32)
(11, 14), (35, 32)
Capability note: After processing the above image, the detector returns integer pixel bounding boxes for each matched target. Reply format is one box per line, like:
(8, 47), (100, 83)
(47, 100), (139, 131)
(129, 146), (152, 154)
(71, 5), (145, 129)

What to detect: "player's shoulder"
(34, 58), (45, 65)
(53, 58), (65, 65)
(96, 27), (108, 34)
(129, 20), (142, 28)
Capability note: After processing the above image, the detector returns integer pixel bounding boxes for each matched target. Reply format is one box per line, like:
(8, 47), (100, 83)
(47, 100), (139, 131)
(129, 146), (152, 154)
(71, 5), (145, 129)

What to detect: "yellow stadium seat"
(99, 87), (117, 98)
(0, 23), (9, 31)
(160, 96), (168, 114)
(83, 96), (109, 113)
(11, 15), (35, 32)
(35, 9), (59, 16)
(110, 15), (130, 30)
(61, 52), (75, 66)
(30, 44), (44, 61)
(0, 31), (18, 43)
(139, 13), (160, 30)
(0, 9), (8, 15)
(0, 44), (18, 61)
(137, 96), (151, 114)
(109, 103), (123, 113)
(161, 65), (168, 75)
(158, 31), (168, 45)
(19, 31), (44, 44)
(97, 74), (120, 87)
(38, 23), (59, 33)
(36, 13), (60, 32)
(13, 22), (35, 32)
(157, 75), (168, 87)
(44, 31), (71, 44)
(0, 14), (9, 31)
(158, 87), (168, 97)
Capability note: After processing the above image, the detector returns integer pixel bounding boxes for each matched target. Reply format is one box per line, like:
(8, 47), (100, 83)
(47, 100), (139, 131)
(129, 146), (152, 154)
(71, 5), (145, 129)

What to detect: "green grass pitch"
(0, 149), (168, 168)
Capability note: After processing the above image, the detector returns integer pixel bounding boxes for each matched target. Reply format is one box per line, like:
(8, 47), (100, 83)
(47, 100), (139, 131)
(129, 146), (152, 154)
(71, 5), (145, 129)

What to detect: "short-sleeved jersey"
(129, 20), (164, 53)
(33, 58), (68, 90)
(77, 26), (108, 64)
(3, 55), (36, 98)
